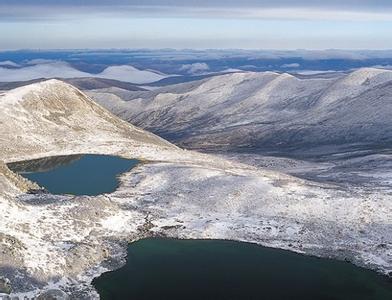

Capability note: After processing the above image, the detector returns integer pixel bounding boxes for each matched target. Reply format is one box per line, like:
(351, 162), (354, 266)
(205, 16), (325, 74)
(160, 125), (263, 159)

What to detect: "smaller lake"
(8, 154), (139, 196)
(93, 238), (392, 300)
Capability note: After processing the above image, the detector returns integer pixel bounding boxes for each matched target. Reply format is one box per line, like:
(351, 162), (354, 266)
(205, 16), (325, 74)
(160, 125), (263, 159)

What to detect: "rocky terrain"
(0, 79), (390, 299)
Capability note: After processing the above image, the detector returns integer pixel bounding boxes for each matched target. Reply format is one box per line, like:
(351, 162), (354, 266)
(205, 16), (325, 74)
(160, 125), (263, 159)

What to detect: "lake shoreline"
(93, 238), (392, 300)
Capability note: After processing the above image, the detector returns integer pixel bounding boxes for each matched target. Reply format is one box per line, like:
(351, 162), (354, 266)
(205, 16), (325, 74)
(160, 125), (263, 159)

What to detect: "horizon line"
(2, 48), (392, 52)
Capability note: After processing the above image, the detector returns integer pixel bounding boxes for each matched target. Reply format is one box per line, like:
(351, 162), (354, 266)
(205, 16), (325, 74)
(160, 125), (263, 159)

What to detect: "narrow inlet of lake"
(93, 238), (392, 300)
(8, 154), (139, 196)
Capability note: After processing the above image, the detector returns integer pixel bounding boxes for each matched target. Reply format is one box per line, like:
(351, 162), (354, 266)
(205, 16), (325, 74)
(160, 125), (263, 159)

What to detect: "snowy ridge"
(88, 68), (392, 151)
(1, 79), (67, 105)
(0, 79), (180, 163)
(317, 68), (392, 106)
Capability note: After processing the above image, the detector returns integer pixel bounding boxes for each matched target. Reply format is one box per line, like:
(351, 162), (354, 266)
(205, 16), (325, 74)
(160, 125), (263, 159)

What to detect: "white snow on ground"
(317, 67), (392, 106)
(89, 68), (392, 152)
(117, 162), (392, 271)
(0, 79), (390, 298)
(0, 79), (52, 105)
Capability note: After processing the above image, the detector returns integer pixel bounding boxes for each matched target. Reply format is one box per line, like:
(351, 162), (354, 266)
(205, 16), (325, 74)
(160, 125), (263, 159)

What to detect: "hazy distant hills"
(0, 60), (171, 84)
(89, 68), (392, 155)
(65, 78), (147, 91)
(3, 49), (392, 76)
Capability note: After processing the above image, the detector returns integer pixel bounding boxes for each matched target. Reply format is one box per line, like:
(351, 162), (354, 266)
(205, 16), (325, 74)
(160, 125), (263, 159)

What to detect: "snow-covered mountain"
(0, 61), (171, 84)
(0, 79), (391, 298)
(0, 79), (176, 163)
(89, 68), (392, 153)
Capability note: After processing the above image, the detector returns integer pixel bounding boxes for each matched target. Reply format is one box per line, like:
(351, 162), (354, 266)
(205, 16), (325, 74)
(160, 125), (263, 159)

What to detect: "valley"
(0, 71), (390, 298)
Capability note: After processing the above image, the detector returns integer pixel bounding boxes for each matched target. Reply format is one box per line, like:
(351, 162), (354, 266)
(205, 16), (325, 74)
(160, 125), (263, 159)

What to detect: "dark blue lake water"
(93, 238), (392, 300)
(8, 154), (139, 196)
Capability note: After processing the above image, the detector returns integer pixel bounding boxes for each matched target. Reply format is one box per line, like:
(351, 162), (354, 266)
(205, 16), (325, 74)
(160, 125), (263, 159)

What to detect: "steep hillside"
(0, 79), (176, 163)
(89, 68), (392, 154)
(64, 77), (146, 91)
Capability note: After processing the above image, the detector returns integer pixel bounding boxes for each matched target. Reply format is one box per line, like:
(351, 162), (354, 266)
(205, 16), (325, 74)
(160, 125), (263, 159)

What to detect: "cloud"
(294, 70), (339, 75)
(139, 49), (392, 61)
(99, 65), (170, 83)
(1, 1), (391, 10)
(0, 60), (20, 67)
(25, 59), (59, 65)
(0, 61), (88, 81)
(371, 65), (392, 70)
(1, 1), (392, 22)
(180, 63), (210, 74)
(281, 63), (300, 68)
(1, 2), (392, 50)
(0, 61), (171, 84)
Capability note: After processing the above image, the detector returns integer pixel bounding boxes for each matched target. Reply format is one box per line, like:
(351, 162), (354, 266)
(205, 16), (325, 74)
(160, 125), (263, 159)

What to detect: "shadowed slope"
(89, 68), (392, 153)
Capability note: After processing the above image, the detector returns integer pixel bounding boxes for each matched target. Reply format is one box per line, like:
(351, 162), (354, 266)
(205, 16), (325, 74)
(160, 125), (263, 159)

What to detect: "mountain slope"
(0, 79), (176, 163)
(89, 68), (392, 154)
(64, 77), (146, 91)
(0, 79), (391, 298)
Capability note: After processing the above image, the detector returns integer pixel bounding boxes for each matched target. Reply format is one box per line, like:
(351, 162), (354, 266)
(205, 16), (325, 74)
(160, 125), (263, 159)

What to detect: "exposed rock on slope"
(89, 68), (392, 153)
(0, 161), (40, 193)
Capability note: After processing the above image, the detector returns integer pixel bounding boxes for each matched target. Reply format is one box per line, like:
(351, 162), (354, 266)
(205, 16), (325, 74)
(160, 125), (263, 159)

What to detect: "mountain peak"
(1, 79), (81, 105)
(330, 67), (392, 90)
(347, 67), (392, 80)
(0, 80), (176, 161)
(0, 79), (92, 106)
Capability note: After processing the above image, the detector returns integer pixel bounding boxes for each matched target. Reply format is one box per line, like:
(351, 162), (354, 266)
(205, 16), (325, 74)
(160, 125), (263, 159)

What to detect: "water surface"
(8, 154), (139, 196)
(93, 238), (392, 300)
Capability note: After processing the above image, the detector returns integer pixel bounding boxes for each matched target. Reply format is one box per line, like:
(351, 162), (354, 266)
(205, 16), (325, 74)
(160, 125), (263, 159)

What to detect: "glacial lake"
(8, 154), (139, 196)
(93, 238), (392, 300)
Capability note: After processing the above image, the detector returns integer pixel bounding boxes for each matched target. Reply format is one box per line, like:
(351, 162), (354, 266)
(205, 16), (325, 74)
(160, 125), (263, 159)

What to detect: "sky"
(0, 0), (392, 50)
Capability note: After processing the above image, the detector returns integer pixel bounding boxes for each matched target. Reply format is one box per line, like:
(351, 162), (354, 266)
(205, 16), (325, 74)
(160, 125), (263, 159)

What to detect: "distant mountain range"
(89, 68), (392, 156)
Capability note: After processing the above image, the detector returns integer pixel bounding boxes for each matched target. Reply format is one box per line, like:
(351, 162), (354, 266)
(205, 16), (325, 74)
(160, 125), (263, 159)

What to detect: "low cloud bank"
(180, 62), (210, 74)
(0, 61), (170, 84)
